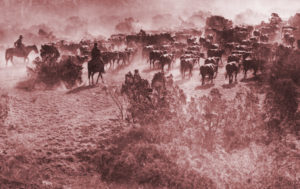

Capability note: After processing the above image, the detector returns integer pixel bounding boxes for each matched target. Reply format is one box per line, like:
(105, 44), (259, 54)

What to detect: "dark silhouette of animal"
(158, 53), (173, 71)
(204, 57), (220, 75)
(207, 49), (224, 63)
(242, 57), (260, 78)
(5, 45), (39, 65)
(253, 30), (260, 37)
(180, 58), (195, 78)
(117, 51), (130, 65)
(149, 50), (164, 68)
(227, 54), (241, 63)
(88, 58), (105, 85)
(101, 51), (119, 68)
(142, 45), (154, 59)
(200, 63), (218, 85)
(56, 41), (81, 55)
(260, 34), (269, 42)
(225, 61), (240, 84)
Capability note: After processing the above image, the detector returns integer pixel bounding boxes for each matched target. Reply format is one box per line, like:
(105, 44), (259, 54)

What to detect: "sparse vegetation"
(0, 93), (9, 125)
(98, 70), (299, 188)
(26, 45), (85, 89)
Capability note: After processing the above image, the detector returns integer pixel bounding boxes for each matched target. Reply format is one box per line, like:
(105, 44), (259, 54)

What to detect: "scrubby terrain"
(0, 49), (299, 189)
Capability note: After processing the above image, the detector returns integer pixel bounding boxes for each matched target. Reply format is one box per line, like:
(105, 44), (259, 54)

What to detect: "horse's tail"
(5, 49), (9, 61)
(5, 49), (11, 63)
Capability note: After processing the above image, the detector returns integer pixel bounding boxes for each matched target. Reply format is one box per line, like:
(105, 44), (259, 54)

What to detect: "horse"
(5, 45), (39, 65)
(88, 58), (105, 85)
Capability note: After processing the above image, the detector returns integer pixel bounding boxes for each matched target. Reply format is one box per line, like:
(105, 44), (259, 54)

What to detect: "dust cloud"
(0, 0), (299, 47)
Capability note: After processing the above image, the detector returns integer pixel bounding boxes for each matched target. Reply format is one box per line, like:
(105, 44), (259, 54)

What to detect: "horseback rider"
(133, 69), (142, 84)
(14, 35), (25, 52)
(91, 42), (101, 61)
(139, 29), (146, 36)
(125, 71), (134, 86)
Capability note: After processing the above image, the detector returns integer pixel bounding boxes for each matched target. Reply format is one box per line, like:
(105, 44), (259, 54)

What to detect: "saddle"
(15, 46), (25, 55)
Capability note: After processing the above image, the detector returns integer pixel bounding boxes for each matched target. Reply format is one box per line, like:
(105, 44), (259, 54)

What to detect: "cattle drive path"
(0, 53), (266, 187)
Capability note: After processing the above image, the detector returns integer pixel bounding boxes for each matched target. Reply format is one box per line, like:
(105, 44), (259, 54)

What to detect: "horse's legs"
(214, 68), (218, 78)
(235, 72), (238, 82)
(91, 73), (95, 85)
(96, 72), (103, 84)
(10, 57), (14, 65)
(88, 71), (91, 85)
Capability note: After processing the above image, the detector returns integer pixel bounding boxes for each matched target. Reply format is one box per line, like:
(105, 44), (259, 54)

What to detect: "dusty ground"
(0, 52), (297, 188)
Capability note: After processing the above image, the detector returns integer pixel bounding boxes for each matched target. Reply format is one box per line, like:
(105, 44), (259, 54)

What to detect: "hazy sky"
(0, 0), (299, 43)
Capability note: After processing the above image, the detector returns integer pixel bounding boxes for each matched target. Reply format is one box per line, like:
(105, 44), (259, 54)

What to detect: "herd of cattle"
(20, 16), (300, 87)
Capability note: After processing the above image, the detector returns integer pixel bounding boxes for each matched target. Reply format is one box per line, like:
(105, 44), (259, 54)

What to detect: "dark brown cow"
(180, 58), (197, 78)
(225, 61), (240, 84)
(207, 49), (224, 63)
(200, 63), (218, 85)
(149, 50), (164, 68)
(158, 53), (173, 72)
(242, 57), (262, 78)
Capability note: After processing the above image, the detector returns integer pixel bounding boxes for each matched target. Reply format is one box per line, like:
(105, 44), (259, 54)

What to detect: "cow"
(227, 54), (241, 63)
(205, 57), (220, 71)
(117, 51), (130, 65)
(142, 45), (154, 59)
(101, 51), (119, 69)
(180, 58), (197, 78)
(200, 63), (218, 85)
(158, 53), (173, 72)
(207, 49), (224, 64)
(225, 61), (240, 84)
(253, 30), (260, 37)
(149, 50), (164, 68)
(242, 57), (261, 78)
(260, 34), (269, 42)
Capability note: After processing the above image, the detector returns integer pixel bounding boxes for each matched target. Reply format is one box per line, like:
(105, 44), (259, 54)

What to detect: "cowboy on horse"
(91, 42), (101, 61)
(5, 35), (38, 65)
(14, 35), (25, 53)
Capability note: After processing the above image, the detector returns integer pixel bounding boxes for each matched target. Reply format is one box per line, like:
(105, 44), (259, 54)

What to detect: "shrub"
(121, 72), (186, 125)
(27, 45), (86, 89)
(0, 93), (9, 125)
(94, 127), (216, 188)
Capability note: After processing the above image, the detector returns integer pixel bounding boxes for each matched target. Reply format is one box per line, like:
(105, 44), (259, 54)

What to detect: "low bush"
(0, 93), (9, 125)
(27, 45), (86, 89)
(94, 127), (216, 188)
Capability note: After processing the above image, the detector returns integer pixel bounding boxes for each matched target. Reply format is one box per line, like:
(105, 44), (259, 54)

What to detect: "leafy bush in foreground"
(94, 127), (216, 189)
(27, 45), (87, 89)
